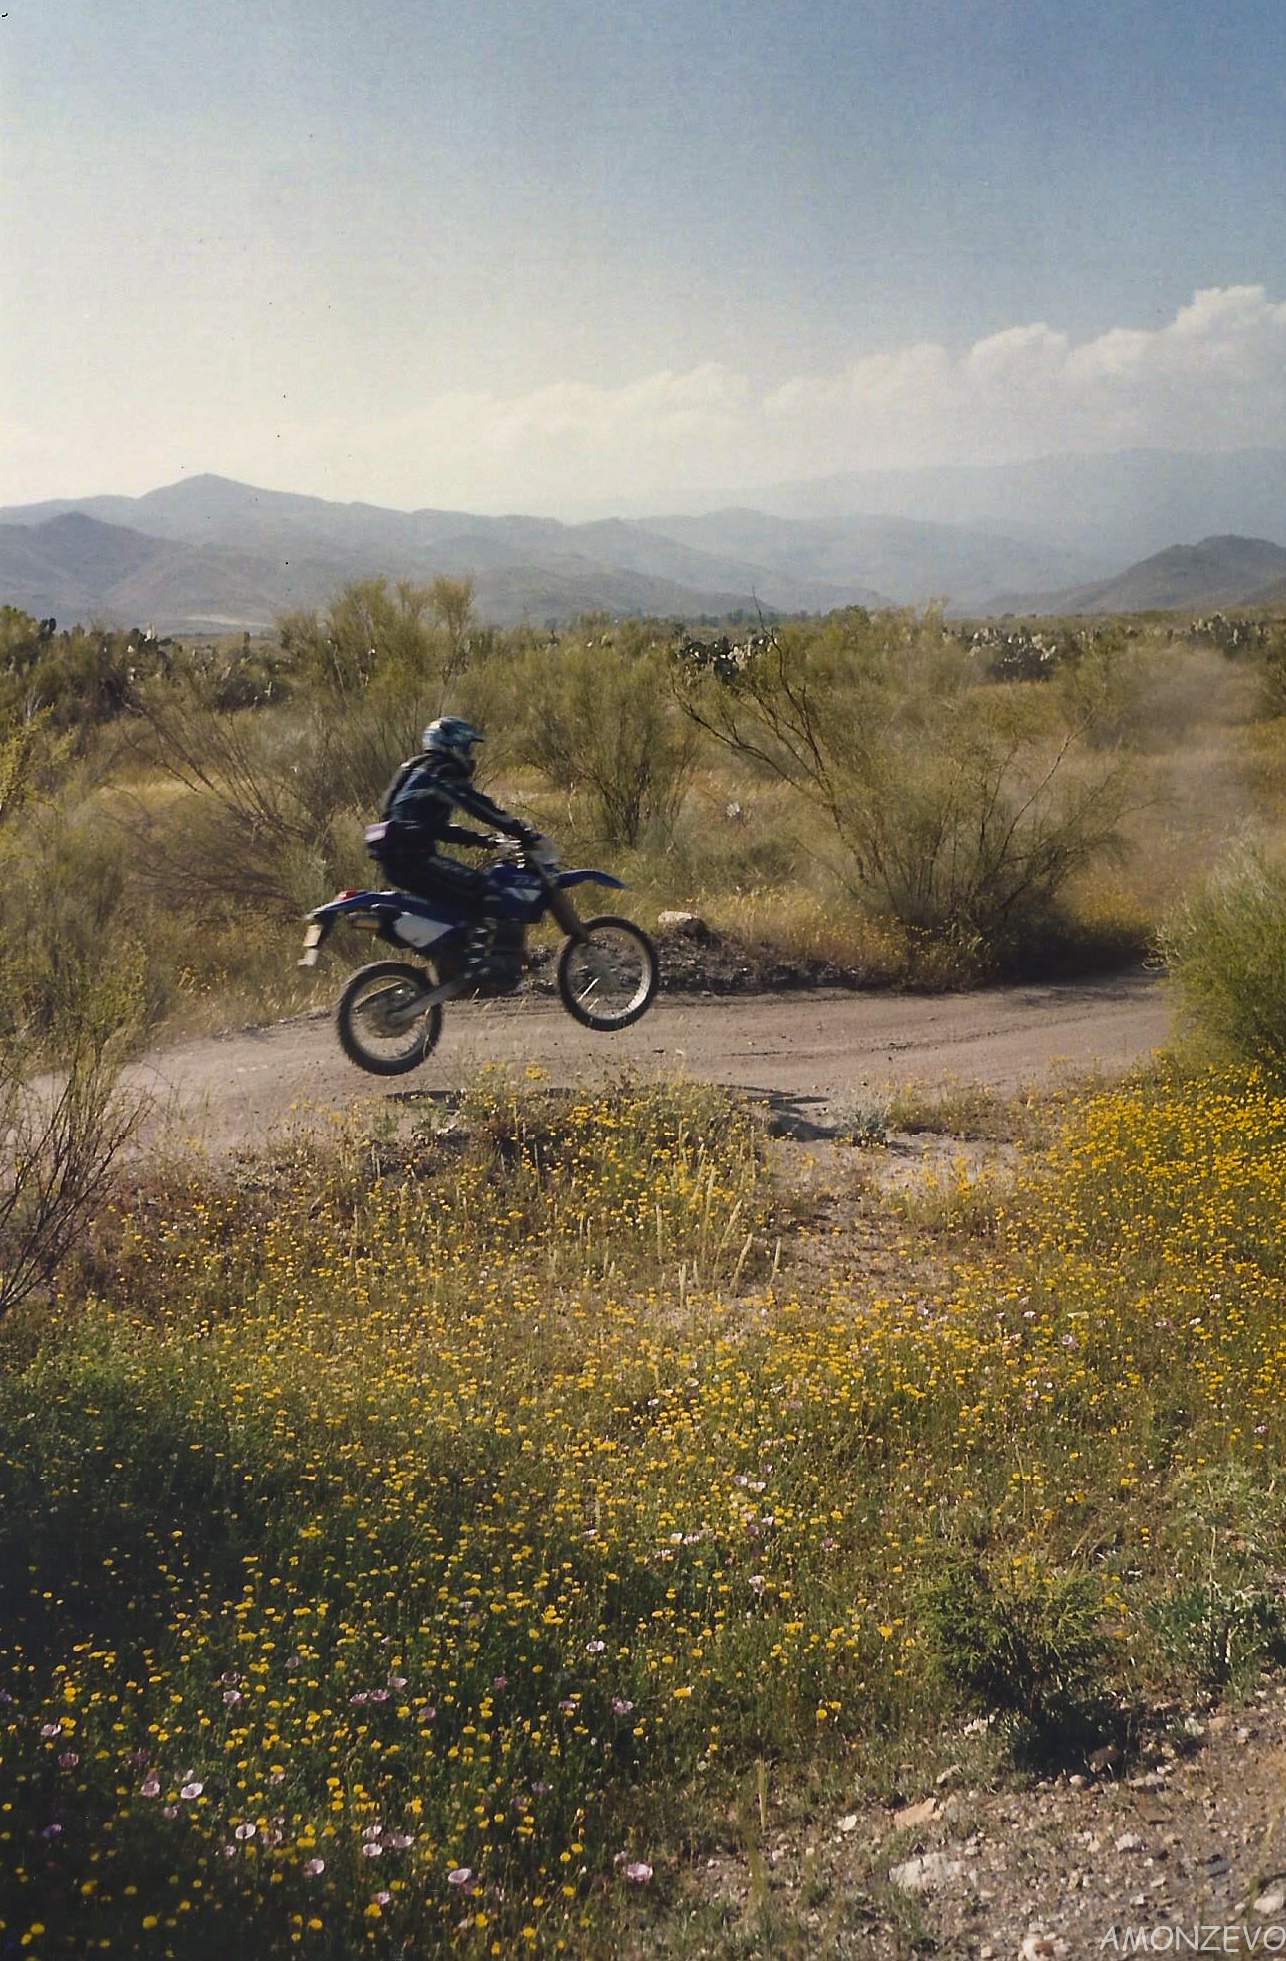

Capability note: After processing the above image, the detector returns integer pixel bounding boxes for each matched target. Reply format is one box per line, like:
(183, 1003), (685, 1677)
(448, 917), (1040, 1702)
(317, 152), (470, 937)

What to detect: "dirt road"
(130, 970), (1169, 1150)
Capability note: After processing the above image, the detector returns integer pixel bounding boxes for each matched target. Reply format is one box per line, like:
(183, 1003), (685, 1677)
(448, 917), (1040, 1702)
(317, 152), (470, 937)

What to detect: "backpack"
(364, 754), (430, 868)
(378, 752), (432, 820)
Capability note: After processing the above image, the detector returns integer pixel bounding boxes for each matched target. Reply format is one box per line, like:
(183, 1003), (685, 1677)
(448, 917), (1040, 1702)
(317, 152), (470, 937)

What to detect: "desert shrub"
(675, 610), (1135, 966)
(1187, 613), (1274, 657)
(1147, 1465), (1286, 1690)
(1150, 1582), (1286, 1691)
(278, 574), (477, 705)
(0, 702), (72, 833)
(0, 935), (144, 1325)
(513, 624), (702, 846)
(968, 618), (1138, 686)
(1158, 840), (1286, 1076)
(127, 572), (513, 920)
(1258, 626), (1286, 718)
(169, 632), (292, 709)
(922, 1552), (1109, 1757)
(126, 685), (334, 912)
(828, 1095), (890, 1146)
(0, 609), (182, 738)
(0, 795), (147, 1036)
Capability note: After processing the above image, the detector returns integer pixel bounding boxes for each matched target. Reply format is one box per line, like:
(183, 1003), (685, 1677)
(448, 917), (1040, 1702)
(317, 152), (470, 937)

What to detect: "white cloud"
(8, 286), (1285, 511)
(754, 287), (1286, 479)
(369, 285), (1286, 507)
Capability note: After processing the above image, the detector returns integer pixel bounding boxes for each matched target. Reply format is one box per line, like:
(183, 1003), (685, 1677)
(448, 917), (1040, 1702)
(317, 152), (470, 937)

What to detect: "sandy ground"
(646, 1684), (1286, 1959)
(127, 969), (1169, 1151)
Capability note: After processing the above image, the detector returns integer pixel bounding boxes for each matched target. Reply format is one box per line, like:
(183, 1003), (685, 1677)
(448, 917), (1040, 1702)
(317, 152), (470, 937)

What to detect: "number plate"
(298, 921), (324, 968)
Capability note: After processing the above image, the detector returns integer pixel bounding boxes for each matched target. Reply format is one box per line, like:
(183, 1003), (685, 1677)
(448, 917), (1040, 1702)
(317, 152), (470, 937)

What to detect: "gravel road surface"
(130, 970), (1169, 1150)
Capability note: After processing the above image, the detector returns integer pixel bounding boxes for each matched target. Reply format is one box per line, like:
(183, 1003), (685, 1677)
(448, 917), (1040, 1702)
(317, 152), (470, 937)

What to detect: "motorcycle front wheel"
(556, 916), (659, 1031)
(336, 961), (443, 1075)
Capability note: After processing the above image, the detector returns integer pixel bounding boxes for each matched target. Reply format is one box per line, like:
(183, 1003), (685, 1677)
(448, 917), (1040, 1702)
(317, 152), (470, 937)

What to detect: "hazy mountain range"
(0, 446), (1283, 633)
(743, 446), (1286, 565)
(986, 535), (1286, 616)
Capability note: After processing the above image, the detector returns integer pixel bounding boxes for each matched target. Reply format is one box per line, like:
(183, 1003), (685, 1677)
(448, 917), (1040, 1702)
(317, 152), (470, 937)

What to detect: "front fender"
(555, 868), (625, 891)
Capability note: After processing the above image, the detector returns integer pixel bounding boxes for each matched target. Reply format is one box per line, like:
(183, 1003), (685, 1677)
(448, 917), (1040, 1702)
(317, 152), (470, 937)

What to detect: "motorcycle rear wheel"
(557, 916), (659, 1030)
(336, 960), (443, 1075)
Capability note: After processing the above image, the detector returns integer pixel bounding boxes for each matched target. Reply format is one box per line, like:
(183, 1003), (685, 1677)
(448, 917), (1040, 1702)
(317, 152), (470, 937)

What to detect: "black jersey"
(380, 755), (528, 851)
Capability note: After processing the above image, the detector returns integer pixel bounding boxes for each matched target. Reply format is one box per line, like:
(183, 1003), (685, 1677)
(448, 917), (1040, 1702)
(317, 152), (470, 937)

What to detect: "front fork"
(540, 870), (590, 943)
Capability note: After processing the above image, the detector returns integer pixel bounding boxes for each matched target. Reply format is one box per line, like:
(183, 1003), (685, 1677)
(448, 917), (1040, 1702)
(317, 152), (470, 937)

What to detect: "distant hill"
(0, 513), (335, 631)
(0, 477), (892, 630)
(641, 507), (1101, 611)
(740, 447), (1286, 567)
(0, 508), (798, 633)
(9, 456), (1285, 632)
(983, 534), (1286, 616)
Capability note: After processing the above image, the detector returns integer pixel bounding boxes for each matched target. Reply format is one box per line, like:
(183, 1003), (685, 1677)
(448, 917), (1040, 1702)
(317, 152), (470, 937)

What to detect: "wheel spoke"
(563, 926), (653, 1025)
(348, 976), (428, 1061)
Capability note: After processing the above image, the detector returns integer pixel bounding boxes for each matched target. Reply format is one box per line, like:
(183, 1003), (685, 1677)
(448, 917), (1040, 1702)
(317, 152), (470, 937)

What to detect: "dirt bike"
(297, 833), (659, 1076)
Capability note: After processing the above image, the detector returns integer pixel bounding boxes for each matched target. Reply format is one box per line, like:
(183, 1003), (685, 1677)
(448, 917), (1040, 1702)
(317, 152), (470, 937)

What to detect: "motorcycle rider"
(370, 716), (542, 974)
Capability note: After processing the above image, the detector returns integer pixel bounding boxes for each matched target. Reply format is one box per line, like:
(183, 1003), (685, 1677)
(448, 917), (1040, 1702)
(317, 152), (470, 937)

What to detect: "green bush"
(1149, 1582), (1286, 1692)
(1260, 629), (1286, 718)
(1146, 1465), (1286, 1690)
(277, 574), (479, 705)
(0, 931), (144, 1325)
(675, 610), (1135, 967)
(1158, 841), (1286, 1076)
(921, 1552), (1109, 1757)
(514, 624), (701, 846)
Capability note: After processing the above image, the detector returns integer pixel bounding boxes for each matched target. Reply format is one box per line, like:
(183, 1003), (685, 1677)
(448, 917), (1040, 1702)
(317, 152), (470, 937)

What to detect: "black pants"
(380, 848), (489, 919)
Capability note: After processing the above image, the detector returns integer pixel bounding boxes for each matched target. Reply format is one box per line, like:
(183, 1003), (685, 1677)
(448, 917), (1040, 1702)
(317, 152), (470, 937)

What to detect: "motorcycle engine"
(437, 920), (526, 998)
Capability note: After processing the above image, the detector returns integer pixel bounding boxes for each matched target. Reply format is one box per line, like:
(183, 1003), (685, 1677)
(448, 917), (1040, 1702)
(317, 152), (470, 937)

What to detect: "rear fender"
(307, 890), (463, 954)
(310, 889), (399, 922)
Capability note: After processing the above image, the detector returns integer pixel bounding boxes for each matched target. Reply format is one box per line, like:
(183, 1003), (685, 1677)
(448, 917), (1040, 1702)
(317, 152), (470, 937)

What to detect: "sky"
(4, 0), (1286, 514)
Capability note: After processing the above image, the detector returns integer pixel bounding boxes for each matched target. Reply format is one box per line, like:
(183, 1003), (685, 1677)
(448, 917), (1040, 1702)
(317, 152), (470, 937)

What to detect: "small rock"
(1068, 1774), (1087, 1790)
(935, 1763), (962, 1787)
(1253, 1888), (1286, 1916)
(1020, 1936), (1067, 1961)
(1115, 1832), (1144, 1853)
(1183, 1715), (1205, 1738)
(657, 910), (710, 939)
(894, 1797), (939, 1830)
(980, 1947), (995, 1960)
(888, 1852), (964, 1893)
(837, 1813), (858, 1835)
(1236, 1725), (1256, 1744)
